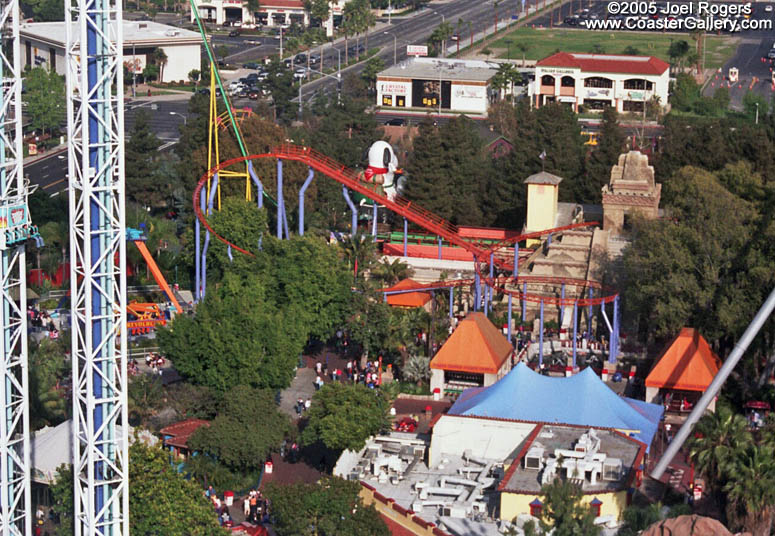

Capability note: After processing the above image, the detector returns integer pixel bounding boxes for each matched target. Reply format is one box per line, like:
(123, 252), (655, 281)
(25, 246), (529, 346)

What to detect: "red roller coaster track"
(194, 144), (618, 306)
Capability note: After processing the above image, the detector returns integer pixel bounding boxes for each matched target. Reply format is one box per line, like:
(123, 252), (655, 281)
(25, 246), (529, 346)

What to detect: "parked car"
(294, 53), (307, 64)
(248, 89), (260, 100)
(293, 68), (307, 81)
(384, 117), (406, 126)
(244, 62), (260, 70)
(767, 48), (775, 60)
(309, 54), (320, 65)
(229, 29), (240, 37)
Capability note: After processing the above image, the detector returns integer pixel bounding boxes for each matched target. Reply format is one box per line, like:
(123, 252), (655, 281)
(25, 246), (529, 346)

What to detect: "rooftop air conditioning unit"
(165, 29), (180, 36)
(138, 23), (147, 28)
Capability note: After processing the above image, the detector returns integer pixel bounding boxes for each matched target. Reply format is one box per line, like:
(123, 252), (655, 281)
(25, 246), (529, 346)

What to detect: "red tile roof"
(645, 328), (721, 391)
(258, 0), (304, 9)
(430, 312), (514, 374)
(159, 418), (209, 449)
(384, 278), (432, 309)
(537, 52), (670, 75)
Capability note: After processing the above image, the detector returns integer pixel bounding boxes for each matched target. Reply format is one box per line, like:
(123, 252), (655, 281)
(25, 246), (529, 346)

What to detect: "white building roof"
(31, 419), (158, 485)
(20, 21), (201, 48)
(378, 57), (499, 83)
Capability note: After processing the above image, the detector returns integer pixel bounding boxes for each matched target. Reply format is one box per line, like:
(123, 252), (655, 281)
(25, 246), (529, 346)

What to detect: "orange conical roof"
(645, 328), (721, 391)
(430, 312), (513, 374)
(384, 278), (432, 308)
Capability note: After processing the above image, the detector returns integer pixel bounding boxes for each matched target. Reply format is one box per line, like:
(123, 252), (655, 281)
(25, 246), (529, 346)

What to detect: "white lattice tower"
(0, 0), (30, 533)
(65, 0), (128, 531)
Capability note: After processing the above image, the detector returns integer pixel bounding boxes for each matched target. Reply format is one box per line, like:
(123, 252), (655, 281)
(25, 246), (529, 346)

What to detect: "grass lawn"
(488, 28), (739, 71)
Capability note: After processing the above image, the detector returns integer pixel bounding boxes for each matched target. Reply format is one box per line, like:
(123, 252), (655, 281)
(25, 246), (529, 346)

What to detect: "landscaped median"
(486, 27), (739, 71)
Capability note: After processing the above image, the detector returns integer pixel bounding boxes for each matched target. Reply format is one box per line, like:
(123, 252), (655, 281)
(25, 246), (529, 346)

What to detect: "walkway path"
(277, 364), (316, 418)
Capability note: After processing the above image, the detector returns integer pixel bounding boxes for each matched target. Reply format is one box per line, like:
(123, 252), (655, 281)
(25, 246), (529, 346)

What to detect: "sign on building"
(406, 45), (428, 57)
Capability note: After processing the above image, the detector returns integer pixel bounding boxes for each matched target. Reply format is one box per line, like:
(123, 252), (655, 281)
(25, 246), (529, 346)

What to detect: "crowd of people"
(145, 352), (165, 374)
(314, 356), (383, 390)
(27, 306), (60, 338)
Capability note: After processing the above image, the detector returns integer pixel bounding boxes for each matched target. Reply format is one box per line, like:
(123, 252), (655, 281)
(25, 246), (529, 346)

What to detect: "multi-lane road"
(26, 99), (191, 195)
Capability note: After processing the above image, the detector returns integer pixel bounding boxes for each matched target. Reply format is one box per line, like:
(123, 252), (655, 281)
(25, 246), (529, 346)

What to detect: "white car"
(293, 68), (307, 81)
(766, 5), (773, 12)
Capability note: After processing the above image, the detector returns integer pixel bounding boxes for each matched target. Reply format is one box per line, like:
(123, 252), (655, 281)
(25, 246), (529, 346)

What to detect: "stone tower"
(601, 151), (661, 235)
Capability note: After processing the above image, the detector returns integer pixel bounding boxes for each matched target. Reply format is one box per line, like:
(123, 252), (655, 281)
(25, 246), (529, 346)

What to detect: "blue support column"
(513, 242), (519, 276)
(611, 295), (620, 364)
(508, 294), (513, 344)
(587, 288), (594, 339)
(277, 160), (284, 239)
(383, 293), (387, 302)
(201, 175), (218, 299)
(560, 283), (565, 326)
(449, 287), (454, 319)
(438, 236), (442, 259)
(484, 286), (489, 316)
(489, 253), (494, 309)
(572, 301), (578, 368)
(403, 218), (408, 256)
(248, 161), (264, 209)
(522, 282), (527, 323)
(195, 188), (203, 302)
(474, 265), (481, 312)
(298, 168), (315, 236)
(539, 299), (544, 367)
(372, 203), (378, 239)
(342, 186), (357, 235)
(547, 233), (552, 246)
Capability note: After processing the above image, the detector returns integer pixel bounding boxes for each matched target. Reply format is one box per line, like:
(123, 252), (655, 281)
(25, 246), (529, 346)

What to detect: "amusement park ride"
(0, 0), (770, 530)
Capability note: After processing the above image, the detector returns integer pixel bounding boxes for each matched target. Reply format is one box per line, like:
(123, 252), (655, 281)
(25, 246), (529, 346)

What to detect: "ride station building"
(530, 52), (670, 113)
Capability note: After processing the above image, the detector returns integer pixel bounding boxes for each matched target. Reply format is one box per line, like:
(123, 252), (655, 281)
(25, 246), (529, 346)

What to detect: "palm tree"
(722, 444), (775, 536)
(515, 42), (531, 67)
(688, 404), (752, 506)
(402, 354), (430, 386)
(338, 232), (377, 279)
(153, 47), (168, 83)
(371, 258), (413, 286)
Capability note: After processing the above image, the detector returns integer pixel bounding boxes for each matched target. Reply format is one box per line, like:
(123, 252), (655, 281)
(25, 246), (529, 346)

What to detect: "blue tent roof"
(448, 363), (663, 449)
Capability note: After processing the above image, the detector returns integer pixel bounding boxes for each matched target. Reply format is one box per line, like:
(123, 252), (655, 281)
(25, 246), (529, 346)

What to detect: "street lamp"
(384, 31), (397, 65)
(169, 111), (187, 125)
(433, 11), (446, 57)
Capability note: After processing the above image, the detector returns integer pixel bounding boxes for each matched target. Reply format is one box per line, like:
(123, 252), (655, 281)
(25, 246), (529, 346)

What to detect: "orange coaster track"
(194, 144), (618, 306)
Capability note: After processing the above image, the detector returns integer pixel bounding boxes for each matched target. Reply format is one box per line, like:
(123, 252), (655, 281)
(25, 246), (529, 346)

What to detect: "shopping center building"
(530, 52), (670, 113)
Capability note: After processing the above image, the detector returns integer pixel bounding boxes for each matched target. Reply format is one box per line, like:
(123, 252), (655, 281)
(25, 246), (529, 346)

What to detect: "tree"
(402, 354), (430, 385)
(584, 106), (625, 202)
(743, 90), (769, 123)
(158, 272), (306, 394)
(24, 67), (65, 134)
(370, 258), (413, 286)
(125, 109), (164, 208)
(307, 0), (333, 22)
(405, 116), (488, 225)
(618, 167), (756, 342)
(670, 73), (700, 111)
(722, 444), (775, 536)
(668, 39), (690, 70)
(52, 442), (226, 536)
(188, 69), (201, 85)
(539, 478), (601, 536)
(29, 337), (70, 429)
(490, 63), (521, 101)
(688, 404), (752, 499)
(265, 476), (389, 536)
(50, 464), (73, 536)
(301, 383), (390, 452)
(515, 42), (531, 66)
(26, 0), (64, 21)
(153, 47), (168, 82)
(360, 56), (384, 92)
(128, 373), (165, 423)
(188, 386), (290, 473)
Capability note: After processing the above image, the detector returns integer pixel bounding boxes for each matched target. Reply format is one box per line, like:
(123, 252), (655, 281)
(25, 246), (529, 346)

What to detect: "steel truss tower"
(65, 0), (129, 531)
(0, 0), (31, 532)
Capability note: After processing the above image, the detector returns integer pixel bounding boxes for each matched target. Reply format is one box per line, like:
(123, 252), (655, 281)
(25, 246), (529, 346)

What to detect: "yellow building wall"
(525, 183), (558, 246)
(500, 489), (628, 523)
